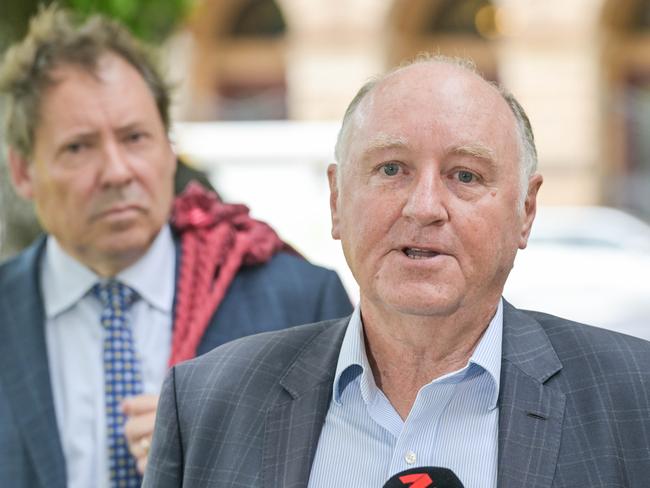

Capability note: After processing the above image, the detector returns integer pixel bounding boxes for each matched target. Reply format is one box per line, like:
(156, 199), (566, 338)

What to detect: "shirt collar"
(41, 237), (97, 318)
(333, 307), (373, 406)
(116, 225), (175, 314)
(469, 299), (503, 409)
(332, 299), (503, 410)
(41, 225), (175, 318)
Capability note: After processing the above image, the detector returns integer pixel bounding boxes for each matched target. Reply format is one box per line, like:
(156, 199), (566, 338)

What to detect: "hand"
(122, 394), (159, 475)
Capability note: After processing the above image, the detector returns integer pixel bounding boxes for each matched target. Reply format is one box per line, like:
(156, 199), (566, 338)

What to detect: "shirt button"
(404, 451), (417, 464)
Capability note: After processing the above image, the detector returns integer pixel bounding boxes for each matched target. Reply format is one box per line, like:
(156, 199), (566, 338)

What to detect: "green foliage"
(0, 0), (192, 48)
(0, 0), (41, 48)
(63, 0), (192, 42)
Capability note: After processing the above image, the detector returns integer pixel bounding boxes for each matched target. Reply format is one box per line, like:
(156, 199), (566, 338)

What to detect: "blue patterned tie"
(93, 281), (143, 487)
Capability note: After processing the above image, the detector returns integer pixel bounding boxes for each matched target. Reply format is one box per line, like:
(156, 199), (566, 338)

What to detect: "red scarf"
(168, 182), (293, 366)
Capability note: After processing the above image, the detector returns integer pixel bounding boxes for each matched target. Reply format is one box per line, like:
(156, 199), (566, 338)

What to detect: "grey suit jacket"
(144, 302), (650, 487)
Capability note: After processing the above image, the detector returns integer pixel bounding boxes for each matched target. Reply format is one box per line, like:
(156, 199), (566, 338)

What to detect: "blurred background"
(1, 0), (649, 336)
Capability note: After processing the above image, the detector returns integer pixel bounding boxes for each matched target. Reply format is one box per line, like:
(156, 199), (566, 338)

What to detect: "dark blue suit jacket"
(0, 237), (353, 487)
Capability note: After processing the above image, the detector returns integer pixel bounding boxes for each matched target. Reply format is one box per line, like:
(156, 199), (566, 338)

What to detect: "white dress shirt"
(41, 226), (175, 488)
(309, 300), (503, 488)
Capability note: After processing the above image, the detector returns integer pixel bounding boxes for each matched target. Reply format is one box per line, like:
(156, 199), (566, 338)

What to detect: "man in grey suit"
(144, 55), (650, 487)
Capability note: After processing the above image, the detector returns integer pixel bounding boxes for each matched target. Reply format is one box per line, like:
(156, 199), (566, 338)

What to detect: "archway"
(387, 0), (499, 79)
(186, 0), (288, 120)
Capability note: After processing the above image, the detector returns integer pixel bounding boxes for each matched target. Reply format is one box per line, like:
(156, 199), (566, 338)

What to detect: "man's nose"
(100, 139), (134, 186)
(401, 170), (449, 225)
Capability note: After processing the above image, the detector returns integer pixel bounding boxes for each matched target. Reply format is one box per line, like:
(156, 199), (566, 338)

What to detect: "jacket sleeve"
(142, 367), (183, 487)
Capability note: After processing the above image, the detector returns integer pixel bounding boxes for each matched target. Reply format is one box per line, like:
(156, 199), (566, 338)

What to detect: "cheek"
(134, 153), (174, 193)
(35, 171), (90, 210)
(156, 150), (176, 179)
(454, 208), (508, 261)
(158, 149), (176, 181)
(32, 179), (91, 237)
(341, 198), (393, 245)
(149, 155), (176, 218)
(467, 220), (520, 275)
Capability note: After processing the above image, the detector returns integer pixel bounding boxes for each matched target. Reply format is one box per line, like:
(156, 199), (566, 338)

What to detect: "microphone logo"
(399, 473), (433, 488)
(383, 467), (464, 488)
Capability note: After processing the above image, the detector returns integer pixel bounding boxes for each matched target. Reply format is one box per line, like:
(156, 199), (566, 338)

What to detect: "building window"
(603, 0), (650, 217)
(229, 0), (286, 38)
(388, 0), (498, 80)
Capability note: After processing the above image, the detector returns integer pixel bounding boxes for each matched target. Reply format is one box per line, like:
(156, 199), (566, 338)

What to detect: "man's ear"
(327, 163), (341, 240)
(7, 147), (35, 200)
(518, 173), (543, 249)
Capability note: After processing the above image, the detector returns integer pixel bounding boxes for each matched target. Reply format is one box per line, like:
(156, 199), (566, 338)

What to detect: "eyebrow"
(359, 136), (499, 167)
(55, 130), (98, 147)
(361, 134), (409, 156)
(451, 144), (498, 164)
(115, 122), (146, 136)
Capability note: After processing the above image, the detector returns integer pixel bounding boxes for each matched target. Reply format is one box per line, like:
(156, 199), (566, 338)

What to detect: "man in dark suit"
(145, 55), (650, 488)
(0, 7), (351, 488)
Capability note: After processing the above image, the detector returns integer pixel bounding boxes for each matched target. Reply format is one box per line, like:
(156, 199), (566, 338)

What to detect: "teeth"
(404, 248), (439, 259)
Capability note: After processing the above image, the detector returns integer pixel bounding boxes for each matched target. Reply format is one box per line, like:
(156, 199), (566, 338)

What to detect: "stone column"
(280, 0), (392, 120)
(497, 0), (604, 205)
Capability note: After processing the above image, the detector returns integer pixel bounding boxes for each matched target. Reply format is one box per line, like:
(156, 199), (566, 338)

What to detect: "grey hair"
(334, 54), (538, 198)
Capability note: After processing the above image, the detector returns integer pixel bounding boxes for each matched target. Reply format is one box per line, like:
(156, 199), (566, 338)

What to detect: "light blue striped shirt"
(308, 300), (503, 488)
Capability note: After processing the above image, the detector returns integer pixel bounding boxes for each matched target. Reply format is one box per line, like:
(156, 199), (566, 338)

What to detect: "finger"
(130, 435), (151, 458)
(121, 393), (159, 415)
(136, 455), (148, 475)
(124, 411), (157, 443)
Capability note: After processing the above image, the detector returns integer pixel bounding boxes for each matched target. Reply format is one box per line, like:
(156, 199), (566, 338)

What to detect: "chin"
(378, 285), (463, 318)
(390, 301), (462, 318)
(98, 228), (157, 261)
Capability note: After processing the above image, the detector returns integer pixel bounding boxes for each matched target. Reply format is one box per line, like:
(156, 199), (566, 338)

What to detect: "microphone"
(383, 467), (465, 488)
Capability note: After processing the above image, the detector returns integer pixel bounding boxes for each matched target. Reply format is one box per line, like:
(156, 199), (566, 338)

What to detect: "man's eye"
(457, 170), (476, 183)
(65, 142), (85, 154)
(126, 132), (144, 143)
(381, 163), (400, 176)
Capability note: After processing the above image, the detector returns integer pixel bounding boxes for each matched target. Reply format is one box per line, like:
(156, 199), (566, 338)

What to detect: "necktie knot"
(92, 281), (138, 321)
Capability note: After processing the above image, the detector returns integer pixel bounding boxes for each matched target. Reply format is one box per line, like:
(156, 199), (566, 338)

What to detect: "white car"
(504, 206), (650, 341)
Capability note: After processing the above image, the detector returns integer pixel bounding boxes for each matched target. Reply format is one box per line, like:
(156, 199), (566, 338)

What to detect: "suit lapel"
(263, 317), (349, 488)
(497, 302), (565, 488)
(0, 240), (66, 487)
(261, 304), (567, 487)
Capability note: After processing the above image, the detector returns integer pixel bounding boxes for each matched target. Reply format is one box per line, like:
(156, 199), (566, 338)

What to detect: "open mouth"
(402, 247), (441, 259)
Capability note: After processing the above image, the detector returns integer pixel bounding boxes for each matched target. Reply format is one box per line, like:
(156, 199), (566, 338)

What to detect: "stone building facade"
(173, 0), (650, 217)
